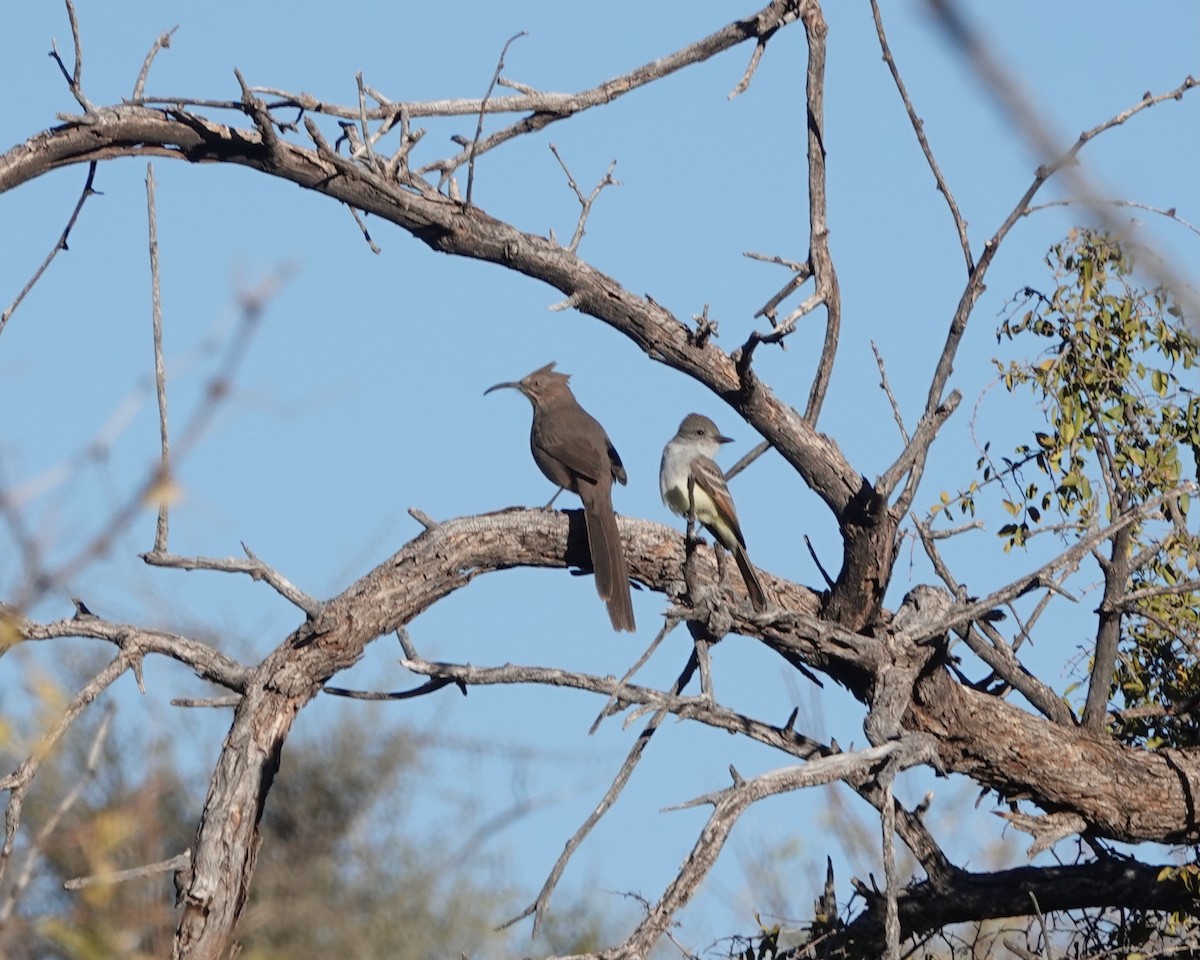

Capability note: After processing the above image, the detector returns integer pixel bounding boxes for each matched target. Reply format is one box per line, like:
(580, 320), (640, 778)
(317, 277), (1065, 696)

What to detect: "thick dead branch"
(827, 857), (1195, 958)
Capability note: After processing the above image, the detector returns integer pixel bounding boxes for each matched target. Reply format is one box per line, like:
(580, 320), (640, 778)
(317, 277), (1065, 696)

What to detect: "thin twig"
(171, 696), (241, 708)
(0, 704), (114, 923)
(797, 3), (841, 426)
(16, 266), (292, 609)
(912, 516), (1077, 725)
(724, 439), (770, 482)
(0, 163), (98, 338)
(416, 4), (803, 183)
(146, 163), (171, 553)
(399, 655), (827, 773)
(506, 650), (701, 937)
(804, 534), (836, 590)
(921, 7), (1200, 408)
(142, 544), (323, 619)
(0, 655), (132, 892)
(322, 677), (463, 701)
(15, 609), (249, 692)
(65, 849), (191, 891)
(465, 31), (526, 205)
(619, 740), (936, 960)
(346, 204), (381, 254)
(355, 72), (377, 169)
(870, 0), (973, 273)
(730, 38), (767, 98)
(589, 615), (681, 733)
(132, 25), (178, 100)
(549, 145), (618, 254)
(872, 340), (910, 445)
(1024, 198), (1200, 239)
(921, 486), (1195, 653)
(50, 0), (93, 111)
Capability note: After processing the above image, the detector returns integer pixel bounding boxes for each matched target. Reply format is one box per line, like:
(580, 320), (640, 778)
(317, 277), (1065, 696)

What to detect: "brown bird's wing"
(688, 455), (747, 549)
(607, 437), (627, 486)
(689, 456), (766, 611)
(533, 403), (611, 489)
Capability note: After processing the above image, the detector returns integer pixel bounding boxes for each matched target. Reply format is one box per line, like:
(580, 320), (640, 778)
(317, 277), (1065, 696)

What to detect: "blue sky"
(2, 0), (1198, 950)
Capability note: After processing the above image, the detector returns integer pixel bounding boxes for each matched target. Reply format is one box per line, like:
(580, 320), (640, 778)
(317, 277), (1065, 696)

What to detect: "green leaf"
(1151, 368), (1168, 397)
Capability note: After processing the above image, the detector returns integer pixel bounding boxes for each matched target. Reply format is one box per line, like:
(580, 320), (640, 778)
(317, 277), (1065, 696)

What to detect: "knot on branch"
(997, 809), (1089, 857)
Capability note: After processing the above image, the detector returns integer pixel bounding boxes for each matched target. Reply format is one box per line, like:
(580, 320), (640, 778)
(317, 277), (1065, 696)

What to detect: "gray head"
(484, 361), (571, 404)
(671, 413), (733, 453)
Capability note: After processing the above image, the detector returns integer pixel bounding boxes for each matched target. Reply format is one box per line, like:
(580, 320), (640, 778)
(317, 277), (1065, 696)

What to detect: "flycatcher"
(659, 413), (767, 611)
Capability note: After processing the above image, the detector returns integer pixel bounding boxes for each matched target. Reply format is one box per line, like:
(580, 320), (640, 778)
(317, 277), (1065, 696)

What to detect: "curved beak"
(484, 380), (521, 396)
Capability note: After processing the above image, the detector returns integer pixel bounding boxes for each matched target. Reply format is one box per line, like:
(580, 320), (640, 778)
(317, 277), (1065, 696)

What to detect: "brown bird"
(486, 362), (636, 632)
(659, 413), (767, 611)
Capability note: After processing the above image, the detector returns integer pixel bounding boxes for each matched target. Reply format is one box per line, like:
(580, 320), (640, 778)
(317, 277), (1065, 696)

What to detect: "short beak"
(717, 433), (734, 445)
(484, 381), (521, 396)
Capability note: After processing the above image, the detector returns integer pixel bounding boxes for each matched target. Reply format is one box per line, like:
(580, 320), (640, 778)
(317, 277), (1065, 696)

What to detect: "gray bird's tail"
(580, 481), (635, 632)
(732, 542), (768, 612)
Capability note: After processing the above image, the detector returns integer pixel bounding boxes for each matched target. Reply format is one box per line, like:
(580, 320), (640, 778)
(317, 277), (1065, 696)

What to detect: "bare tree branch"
(65, 849), (191, 891)
(49, 0), (94, 112)
(143, 544), (323, 619)
(615, 739), (934, 960)
(0, 162), (98, 338)
(145, 162), (171, 553)
(132, 25), (177, 101)
(0, 655), (131, 891)
(549, 145), (618, 254)
(0, 704), (114, 923)
(920, 73), (1199, 423)
(465, 31), (526, 203)
(870, 0), (973, 273)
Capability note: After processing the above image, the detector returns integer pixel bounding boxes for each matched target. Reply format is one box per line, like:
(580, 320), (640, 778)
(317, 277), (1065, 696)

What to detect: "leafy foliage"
(971, 230), (1200, 745)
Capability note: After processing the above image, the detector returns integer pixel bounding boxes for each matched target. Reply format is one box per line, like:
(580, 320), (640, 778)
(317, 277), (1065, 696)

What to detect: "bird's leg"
(685, 475), (699, 543)
(694, 635), (714, 702)
(712, 543), (731, 597)
(543, 486), (565, 509)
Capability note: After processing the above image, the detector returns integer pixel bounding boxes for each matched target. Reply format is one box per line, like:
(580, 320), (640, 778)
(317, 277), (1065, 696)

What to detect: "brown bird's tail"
(579, 480), (636, 632)
(731, 542), (768, 612)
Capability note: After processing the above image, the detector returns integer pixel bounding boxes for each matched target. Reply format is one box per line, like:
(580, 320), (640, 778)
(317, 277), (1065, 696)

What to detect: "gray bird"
(486, 362), (635, 632)
(659, 413), (767, 611)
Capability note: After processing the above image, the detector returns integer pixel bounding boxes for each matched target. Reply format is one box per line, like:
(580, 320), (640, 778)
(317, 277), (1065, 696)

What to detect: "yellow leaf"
(0, 611), (23, 652)
(145, 476), (184, 509)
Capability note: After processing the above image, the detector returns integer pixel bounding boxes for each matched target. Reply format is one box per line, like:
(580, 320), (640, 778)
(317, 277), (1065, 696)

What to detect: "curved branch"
(828, 857), (1196, 958)
(11, 609), (249, 691)
(0, 99), (904, 630)
(796, 2), (841, 426)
